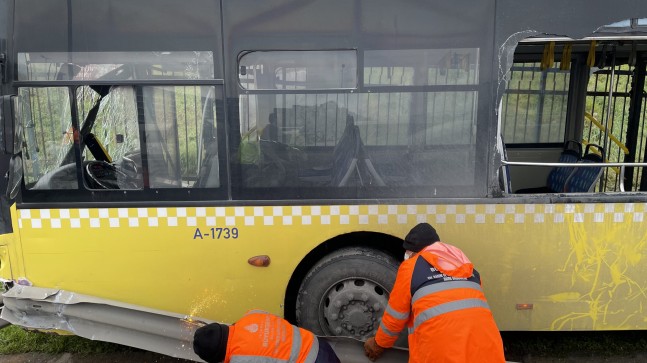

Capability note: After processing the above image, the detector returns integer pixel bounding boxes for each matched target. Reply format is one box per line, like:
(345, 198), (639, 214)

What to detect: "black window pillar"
(627, 58), (646, 190)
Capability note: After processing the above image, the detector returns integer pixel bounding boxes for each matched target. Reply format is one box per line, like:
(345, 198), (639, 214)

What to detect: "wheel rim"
(318, 277), (390, 339)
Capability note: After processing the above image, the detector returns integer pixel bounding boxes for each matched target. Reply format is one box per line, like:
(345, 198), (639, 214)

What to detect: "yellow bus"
(2, 0), (647, 360)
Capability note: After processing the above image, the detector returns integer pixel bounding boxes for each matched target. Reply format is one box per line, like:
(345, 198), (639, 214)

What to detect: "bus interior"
(502, 29), (647, 196)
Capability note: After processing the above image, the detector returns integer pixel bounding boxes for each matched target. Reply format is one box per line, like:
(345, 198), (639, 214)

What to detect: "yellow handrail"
(587, 40), (597, 68)
(580, 140), (620, 174)
(541, 42), (555, 71)
(583, 112), (629, 155)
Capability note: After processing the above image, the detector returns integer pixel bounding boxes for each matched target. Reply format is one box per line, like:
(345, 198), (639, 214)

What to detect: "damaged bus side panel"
(1, 285), (411, 362)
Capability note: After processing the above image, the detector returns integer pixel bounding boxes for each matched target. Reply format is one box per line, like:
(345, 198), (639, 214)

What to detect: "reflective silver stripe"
(230, 356), (286, 363)
(379, 321), (401, 337)
(230, 325), (305, 363)
(244, 309), (269, 316)
(290, 325), (301, 363)
(413, 298), (490, 331)
(408, 326), (414, 335)
(412, 281), (483, 304)
(385, 304), (410, 320)
(304, 335), (319, 363)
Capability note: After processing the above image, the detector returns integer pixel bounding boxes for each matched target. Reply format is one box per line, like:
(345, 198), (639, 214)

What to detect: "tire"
(296, 247), (400, 341)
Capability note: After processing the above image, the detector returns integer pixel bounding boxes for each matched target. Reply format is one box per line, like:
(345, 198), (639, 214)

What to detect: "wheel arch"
(283, 231), (404, 324)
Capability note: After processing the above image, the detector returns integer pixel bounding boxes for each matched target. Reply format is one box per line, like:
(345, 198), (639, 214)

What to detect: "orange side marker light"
(516, 303), (534, 310)
(248, 255), (271, 267)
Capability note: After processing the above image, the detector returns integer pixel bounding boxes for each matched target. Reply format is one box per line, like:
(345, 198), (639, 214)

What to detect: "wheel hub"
(321, 278), (389, 339)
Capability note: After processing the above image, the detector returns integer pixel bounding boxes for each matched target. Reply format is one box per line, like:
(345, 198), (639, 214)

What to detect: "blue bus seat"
(563, 144), (604, 193)
(515, 140), (582, 193)
(545, 147), (581, 192)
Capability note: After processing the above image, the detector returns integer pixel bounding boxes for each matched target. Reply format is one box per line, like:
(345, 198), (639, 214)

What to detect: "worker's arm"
(374, 260), (413, 348)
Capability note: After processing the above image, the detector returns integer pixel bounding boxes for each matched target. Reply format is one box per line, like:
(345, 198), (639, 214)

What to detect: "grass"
(2, 325), (647, 358)
(502, 331), (647, 360)
(0, 325), (132, 355)
(0, 282), (133, 355)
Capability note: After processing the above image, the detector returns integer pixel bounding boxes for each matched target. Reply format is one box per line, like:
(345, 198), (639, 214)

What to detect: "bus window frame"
(237, 49), (359, 92)
(230, 46), (489, 200)
(1, 95), (22, 155)
(16, 80), (229, 206)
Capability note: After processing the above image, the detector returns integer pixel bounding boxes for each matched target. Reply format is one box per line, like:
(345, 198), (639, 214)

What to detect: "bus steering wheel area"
(84, 160), (140, 190)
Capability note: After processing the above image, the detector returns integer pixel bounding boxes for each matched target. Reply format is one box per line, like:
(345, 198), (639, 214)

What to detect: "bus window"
(238, 50), (357, 90)
(500, 61), (571, 193)
(364, 49), (479, 86)
(20, 87), (77, 190)
(17, 50), (221, 194)
(501, 41), (647, 194)
(502, 62), (570, 144)
(142, 86), (220, 189)
(17, 51), (215, 82)
(75, 85), (143, 190)
(234, 48), (484, 199)
(20, 84), (221, 192)
(364, 49), (480, 188)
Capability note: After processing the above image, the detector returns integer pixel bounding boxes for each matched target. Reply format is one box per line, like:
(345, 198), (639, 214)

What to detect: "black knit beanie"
(193, 323), (229, 363)
(402, 223), (440, 252)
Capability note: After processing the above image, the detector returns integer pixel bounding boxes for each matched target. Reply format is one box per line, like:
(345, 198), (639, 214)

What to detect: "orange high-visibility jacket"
(224, 311), (319, 363)
(375, 242), (505, 363)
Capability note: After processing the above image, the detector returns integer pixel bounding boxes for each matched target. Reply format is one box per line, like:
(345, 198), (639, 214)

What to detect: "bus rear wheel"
(296, 247), (399, 340)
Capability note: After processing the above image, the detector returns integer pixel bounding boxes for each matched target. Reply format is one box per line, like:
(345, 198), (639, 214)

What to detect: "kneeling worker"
(364, 223), (506, 362)
(193, 310), (340, 363)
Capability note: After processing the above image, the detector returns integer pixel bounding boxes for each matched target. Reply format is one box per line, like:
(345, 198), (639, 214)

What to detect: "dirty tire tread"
(296, 247), (399, 336)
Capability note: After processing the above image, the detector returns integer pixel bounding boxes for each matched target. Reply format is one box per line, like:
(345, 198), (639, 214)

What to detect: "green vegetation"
(502, 331), (647, 360)
(0, 325), (132, 355)
(502, 61), (570, 144)
(1, 278), (128, 355)
(2, 324), (647, 358)
(582, 64), (644, 192)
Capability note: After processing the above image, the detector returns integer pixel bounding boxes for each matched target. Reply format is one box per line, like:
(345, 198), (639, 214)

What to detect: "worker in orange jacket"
(364, 223), (506, 363)
(193, 310), (340, 363)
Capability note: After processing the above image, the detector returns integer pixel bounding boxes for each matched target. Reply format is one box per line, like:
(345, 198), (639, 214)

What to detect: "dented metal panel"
(1, 286), (202, 361)
(0, 318), (9, 330)
(0, 286), (416, 363)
